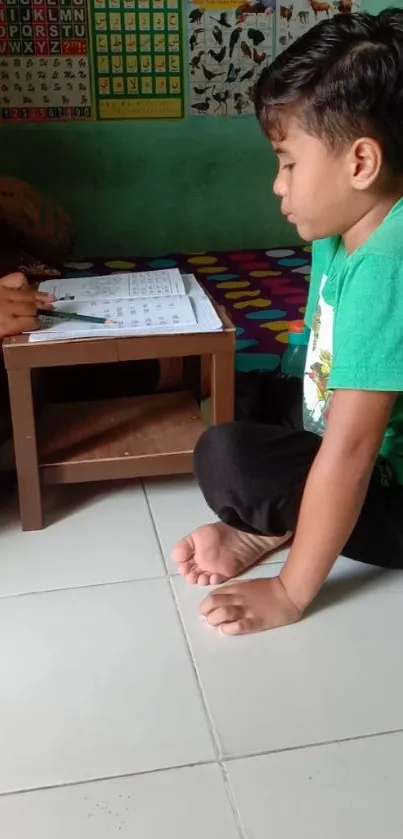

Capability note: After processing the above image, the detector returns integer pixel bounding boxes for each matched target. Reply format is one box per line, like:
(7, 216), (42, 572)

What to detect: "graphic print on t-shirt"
(303, 274), (334, 436)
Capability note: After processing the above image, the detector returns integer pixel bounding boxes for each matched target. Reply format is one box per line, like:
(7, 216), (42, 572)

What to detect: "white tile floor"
(0, 476), (402, 838)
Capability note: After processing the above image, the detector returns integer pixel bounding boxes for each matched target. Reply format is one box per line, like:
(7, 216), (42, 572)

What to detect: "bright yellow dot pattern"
(234, 298), (272, 309)
(259, 320), (290, 331)
(275, 332), (290, 344)
(105, 260), (136, 270)
(188, 256), (218, 265)
(63, 261), (94, 270)
(249, 270), (282, 278)
(226, 290), (261, 299)
(197, 266), (228, 274)
(216, 281), (251, 289)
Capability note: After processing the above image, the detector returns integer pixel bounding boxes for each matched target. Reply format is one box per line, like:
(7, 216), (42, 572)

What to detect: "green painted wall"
(0, 0), (391, 256)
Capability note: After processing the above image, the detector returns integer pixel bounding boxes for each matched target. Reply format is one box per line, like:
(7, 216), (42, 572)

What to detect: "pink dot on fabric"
(228, 252), (258, 261)
(261, 279), (291, 289)
(282, 287), (308, 295)
(242, 262), (271, 271)
(283, 295), (308, 304)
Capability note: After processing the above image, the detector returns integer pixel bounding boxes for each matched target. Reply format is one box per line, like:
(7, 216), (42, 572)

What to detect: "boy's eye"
(282, 163), (295, 171)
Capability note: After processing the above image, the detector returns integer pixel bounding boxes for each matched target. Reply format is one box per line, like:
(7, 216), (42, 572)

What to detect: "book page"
(28, 275), (224, 342)
(31, 295), (195, 339)
(39, 268), (186, 302)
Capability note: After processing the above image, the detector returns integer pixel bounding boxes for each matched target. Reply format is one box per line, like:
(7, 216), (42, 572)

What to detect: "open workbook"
(29, 268), (223, 343)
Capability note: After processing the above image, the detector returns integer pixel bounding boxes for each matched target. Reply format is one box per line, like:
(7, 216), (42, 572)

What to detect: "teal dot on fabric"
(236, 339), (259, 351)
(235, 353), (281, 373)
(236, 327), (245, 336)
(206, 273), (239, 281)
(147, 259), (178, 268)
(246, 309), (287, 320)
(278, 258), (309, 267)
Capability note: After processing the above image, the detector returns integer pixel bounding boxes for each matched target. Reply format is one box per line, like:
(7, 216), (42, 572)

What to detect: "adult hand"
(0, 272), (54, 338)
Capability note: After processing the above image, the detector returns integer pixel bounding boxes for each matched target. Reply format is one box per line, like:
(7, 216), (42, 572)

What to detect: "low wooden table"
(3, 308), (235, 530)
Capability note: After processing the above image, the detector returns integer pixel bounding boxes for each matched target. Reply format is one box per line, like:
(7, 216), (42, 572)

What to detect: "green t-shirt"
(304, 197), (403, 484)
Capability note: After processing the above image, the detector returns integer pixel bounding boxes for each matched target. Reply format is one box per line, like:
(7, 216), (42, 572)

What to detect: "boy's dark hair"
(255, 9), (403, 174)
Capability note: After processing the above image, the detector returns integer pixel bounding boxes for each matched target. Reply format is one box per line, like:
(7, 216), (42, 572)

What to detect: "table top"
(3, 304), (235, 371)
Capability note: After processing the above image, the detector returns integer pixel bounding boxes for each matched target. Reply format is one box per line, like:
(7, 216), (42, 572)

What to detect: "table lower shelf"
(37, 391), (206, 484)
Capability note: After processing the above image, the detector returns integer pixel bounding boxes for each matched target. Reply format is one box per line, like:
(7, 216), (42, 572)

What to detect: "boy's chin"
(294, 220), (315, 242)
(295, 219), (335, 242)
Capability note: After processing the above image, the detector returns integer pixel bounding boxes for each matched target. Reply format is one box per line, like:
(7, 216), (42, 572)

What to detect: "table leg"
(211, 351), (235, 425)
(7, 368), (43, 531)
(183, 355), (201, 404)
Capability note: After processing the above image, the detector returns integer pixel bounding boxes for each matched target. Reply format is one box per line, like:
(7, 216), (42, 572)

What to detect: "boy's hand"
(200, 576), (302, 635)
(0, 272), (54, 338)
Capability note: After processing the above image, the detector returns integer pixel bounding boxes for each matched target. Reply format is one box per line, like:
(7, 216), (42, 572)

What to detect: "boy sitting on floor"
(173, 9), (403, 635)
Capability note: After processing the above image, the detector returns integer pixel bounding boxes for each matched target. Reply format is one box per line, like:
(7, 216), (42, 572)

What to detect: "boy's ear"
(349, 137), (383, 190)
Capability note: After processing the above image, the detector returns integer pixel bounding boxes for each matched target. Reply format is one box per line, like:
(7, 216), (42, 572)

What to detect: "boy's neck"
(343, 190), (403, 254)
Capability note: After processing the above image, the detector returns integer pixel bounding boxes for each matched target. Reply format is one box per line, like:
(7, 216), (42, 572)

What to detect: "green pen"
(48, 310), (117, 326)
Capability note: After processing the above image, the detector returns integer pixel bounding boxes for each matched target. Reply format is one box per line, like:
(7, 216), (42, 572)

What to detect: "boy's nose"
(273, 173), (286, 198)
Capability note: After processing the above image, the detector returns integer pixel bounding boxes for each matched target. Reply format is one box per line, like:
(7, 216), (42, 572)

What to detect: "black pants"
(194, 373), (403, 570)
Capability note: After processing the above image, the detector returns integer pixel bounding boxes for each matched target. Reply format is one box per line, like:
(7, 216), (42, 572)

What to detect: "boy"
(172, 9), (403, 634)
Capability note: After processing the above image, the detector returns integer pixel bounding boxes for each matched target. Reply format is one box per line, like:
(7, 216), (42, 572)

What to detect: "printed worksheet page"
(39, 269), (186, 301)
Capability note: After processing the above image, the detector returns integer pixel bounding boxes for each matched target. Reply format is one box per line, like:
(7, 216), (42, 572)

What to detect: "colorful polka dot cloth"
(63, 246), (311, 373)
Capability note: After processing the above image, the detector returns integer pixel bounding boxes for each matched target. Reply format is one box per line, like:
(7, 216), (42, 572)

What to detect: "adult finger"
(35, 292), (55, 311)
(0, 272), (28, 290)
(8, 316), (40, 335)
(36, 290), (55, 303)
(6, 286), (37, 303)
(6, 298), (38, 317)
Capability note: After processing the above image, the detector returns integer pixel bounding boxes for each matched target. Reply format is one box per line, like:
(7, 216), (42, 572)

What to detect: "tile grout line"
(1, 727), (402, 800)
(218, 762), (249, 839)
(0, 572), (170, 602)
(168, 576), (224, 761)
(142, 482), (224, 763)
(0, 759), (220, 800)
(142, 481), (171, 577)
(0, 558), (285, 601)
(221, 725), (403, 763)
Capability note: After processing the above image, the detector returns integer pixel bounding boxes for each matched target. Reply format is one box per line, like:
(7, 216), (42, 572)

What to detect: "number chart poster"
(0, 0), (92, 121)
(90, 0), (185, 120)
(187, 0), (274, 117)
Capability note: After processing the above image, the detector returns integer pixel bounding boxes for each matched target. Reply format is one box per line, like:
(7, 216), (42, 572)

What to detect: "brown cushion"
(0, 176), (74, 265)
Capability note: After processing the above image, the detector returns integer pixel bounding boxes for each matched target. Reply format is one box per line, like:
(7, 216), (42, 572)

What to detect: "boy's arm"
(280, 389), (396, 613)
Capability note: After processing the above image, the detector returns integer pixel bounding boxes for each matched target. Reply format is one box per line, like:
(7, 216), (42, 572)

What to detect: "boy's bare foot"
(200, 577), (302, 635)
(172, 522), (292, 586)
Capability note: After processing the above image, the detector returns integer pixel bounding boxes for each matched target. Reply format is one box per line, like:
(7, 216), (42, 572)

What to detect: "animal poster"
(0, 0), (92, 121)
(276, 0), (360, 55)
(187, 1), (274, 117)
(90, 0), (185, 120)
